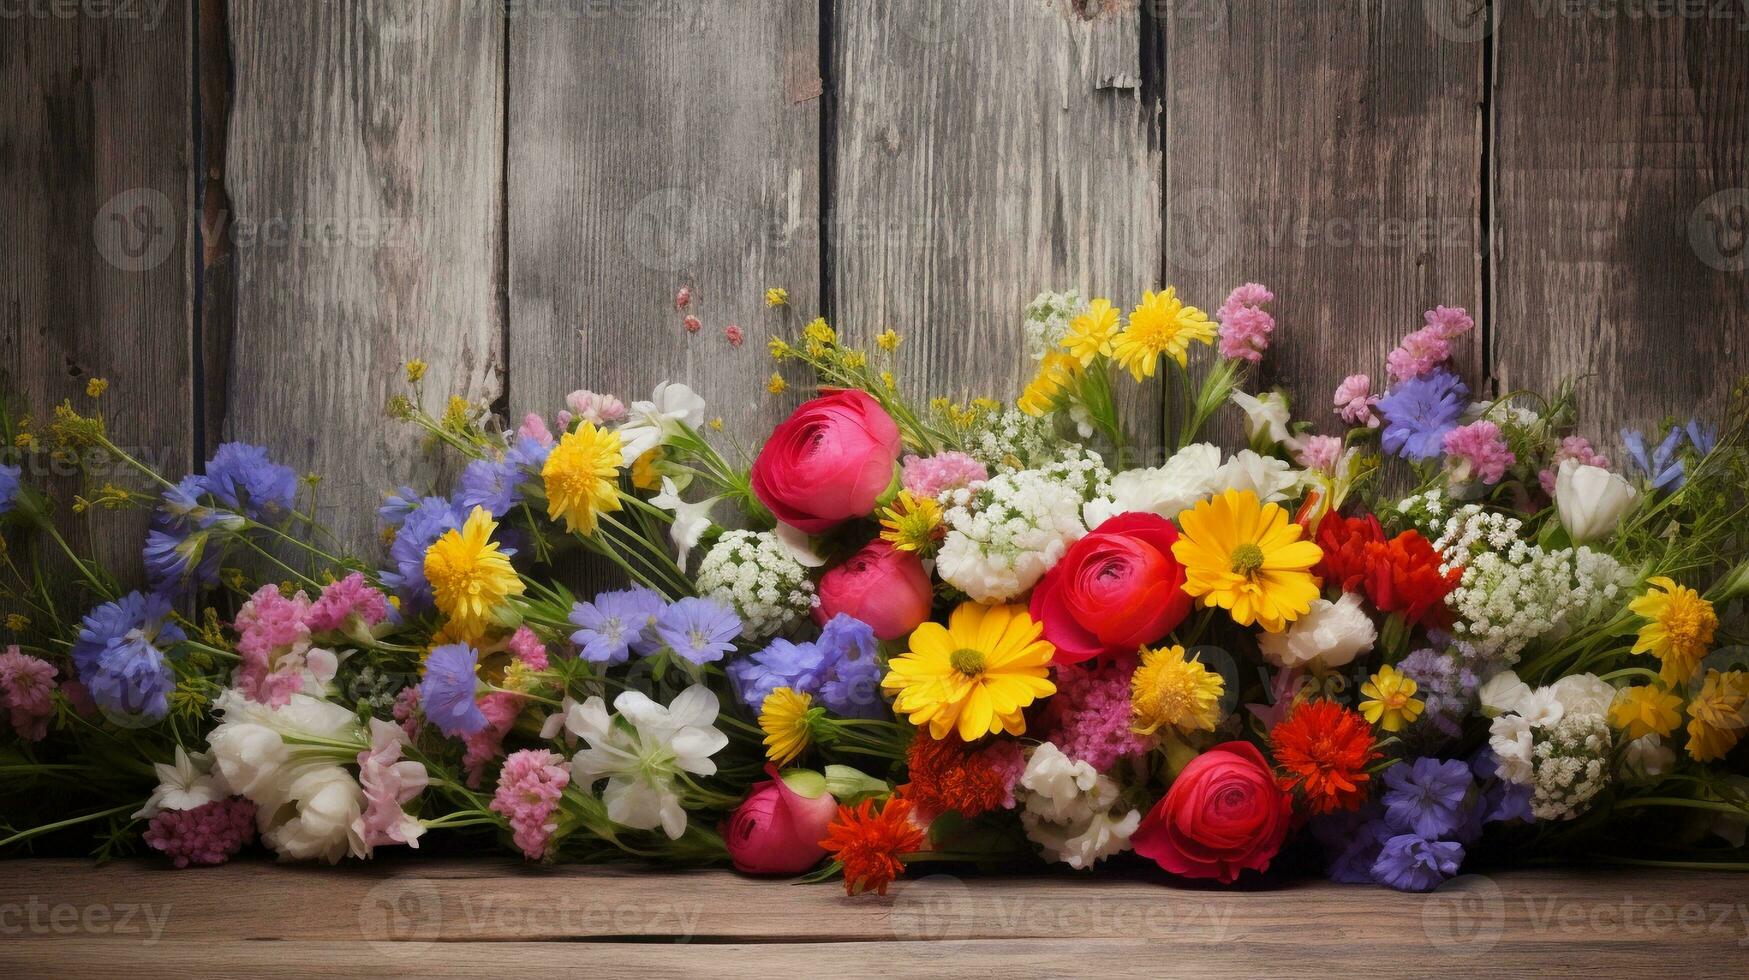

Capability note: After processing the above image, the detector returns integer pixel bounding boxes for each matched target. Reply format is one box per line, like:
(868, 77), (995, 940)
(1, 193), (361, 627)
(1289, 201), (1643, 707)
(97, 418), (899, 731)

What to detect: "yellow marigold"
(765, 286), (789, 307)
(541, 422), (623, 536)
(424, 506), (525, 643)
(875, 329), (901, 351)
(1017, 352), (1080, 417)
(1686, 669), (1748, 762)
(1113, 287), (1216, 380)
(1630, 576), (1717, 685)
(1172, 489), (1323, 632)
(1059, 298), (1120, 366)
(882, 602), (1057, 741)
(1131, 644), (1225, 736)
(1359, 665), (1425, 733)
(878, 490), (943, 553)
(760, 687), (817, 766)
(1608, 684), (1683, 740)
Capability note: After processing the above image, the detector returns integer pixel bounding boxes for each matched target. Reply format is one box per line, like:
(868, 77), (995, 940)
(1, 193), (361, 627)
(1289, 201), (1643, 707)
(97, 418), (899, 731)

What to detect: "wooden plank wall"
(1, 0), (1746, 563)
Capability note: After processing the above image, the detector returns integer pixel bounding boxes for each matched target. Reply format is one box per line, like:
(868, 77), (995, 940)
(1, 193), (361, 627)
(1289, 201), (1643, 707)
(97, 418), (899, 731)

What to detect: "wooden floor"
(1, 860), (1746, 977)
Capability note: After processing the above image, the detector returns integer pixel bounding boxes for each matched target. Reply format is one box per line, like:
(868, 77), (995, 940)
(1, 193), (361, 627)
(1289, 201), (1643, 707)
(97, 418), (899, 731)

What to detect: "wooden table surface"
(2, 859), (1746, 978)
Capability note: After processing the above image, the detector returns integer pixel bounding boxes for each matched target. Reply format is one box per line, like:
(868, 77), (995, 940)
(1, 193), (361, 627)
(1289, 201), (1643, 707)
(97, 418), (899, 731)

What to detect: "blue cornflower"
(1381, 757), (1474, 839)
(1686, 419), (1718, 456)
(379, 486), (425, 529)
(203, 443), (298, 520)
(143, 475), (231, 596)
(1622, 425), (1686, 492)
(1370, 834), (1464, 892)
(1378, 369), (1469, 461)
(728, 637), (831, 710)
(568, 588), (666, 664)
(652, 597), (741, 665)
(71, 591), (187, 722)
(814, 615), (886, 719)
(0, 463), (21, 516)
(380, 496), (463, 609)
(420, 643), (486, 736)
(506, 435), (552, 474)
(455, 457), (524, 518)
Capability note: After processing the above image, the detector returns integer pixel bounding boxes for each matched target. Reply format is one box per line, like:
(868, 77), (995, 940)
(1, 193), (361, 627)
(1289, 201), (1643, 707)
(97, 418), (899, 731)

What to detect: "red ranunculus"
(750, 390), (902, 534)
(723, 765), (838, 876)
(1028, 512), (1191, 665)
(1131, 741), (1292, 884)
(1316, 513), (1459, 628)
(814, 540), (933, 640)
(1315, 512), (1386, 592)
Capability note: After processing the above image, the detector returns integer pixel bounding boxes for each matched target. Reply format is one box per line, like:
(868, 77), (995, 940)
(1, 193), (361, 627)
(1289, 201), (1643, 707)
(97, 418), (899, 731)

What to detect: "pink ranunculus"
(750, 390), (902, 534)
(1131, 742), (1292, 884)
(813, 540), (933, 641)
(1028, 513), (1191, 665)
(723, 765), (838, 876)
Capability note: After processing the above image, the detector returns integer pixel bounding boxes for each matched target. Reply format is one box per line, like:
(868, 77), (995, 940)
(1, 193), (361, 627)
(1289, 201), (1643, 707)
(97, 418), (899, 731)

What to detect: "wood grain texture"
(507, 0), (820, 443)
(3, 860), (1747, 978)
(1493, 6), (1749, 439)
(223, 0), (505, 550)
(0, 0), (193, 581)
(1162, 0), (1484, 426)
(832, 0), (1164, 450)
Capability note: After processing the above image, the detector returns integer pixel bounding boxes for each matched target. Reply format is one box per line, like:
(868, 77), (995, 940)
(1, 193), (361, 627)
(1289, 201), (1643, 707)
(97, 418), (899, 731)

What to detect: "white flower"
(772, 520), (827, 568)
(567, 685), (728, 840)
(1620, 734), (1675, 782)
(1230, 389), (1293, 447)
(1257, 592), (1377, 669)
(1212, 450), (1299, 503)
(1016, 743), (1100, 823)
(1024, 805), (1141, 871)
(1083, 443), (1221, 529)
(133, 745), (231, 819)
(1478, 671), (1532, 717)
(1022, 290), (1085, 361)
(1517, 688), (1566, 729)
(937, 467), (1088, 603)
(540, 695), (580, 742)
(617, 382), (706, 465)
(1488, 714), (1535, 785)
(1550, 674), (1615, 718)
(1015, 743), (1138, 870)
(696, 529), (816, 639)
(650, 477), (719, 571)
(1555, 461), (1638, 545)
(262, 764), (367, 863)
(1529, 713), (1612, 821)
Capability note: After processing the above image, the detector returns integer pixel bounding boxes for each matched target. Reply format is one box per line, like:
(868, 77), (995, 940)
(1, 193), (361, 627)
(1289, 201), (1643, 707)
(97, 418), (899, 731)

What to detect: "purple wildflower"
(1379, 369), (1469, 462)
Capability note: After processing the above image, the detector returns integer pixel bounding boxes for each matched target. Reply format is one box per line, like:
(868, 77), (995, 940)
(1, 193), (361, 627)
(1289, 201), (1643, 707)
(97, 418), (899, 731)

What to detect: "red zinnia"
(1315, 513), (1460, 628)
(820, 797), (928, 896)
(902, 734), (1023, 821)
(1270, 700), (1381, 815)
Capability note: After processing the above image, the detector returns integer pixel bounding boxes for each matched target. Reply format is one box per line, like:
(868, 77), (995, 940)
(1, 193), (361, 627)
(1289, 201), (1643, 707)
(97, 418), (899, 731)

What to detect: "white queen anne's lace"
(1021, 290), (1086, 361)
(935, 453), (1107, 603)
(695, 529), (816, 640)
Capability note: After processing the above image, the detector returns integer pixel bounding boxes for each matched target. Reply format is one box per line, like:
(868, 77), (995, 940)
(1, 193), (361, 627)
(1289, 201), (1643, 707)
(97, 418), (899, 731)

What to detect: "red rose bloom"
(1028, 512), (1192, 665)
(751, 390), (902, 534)
(1315, 514), (1460, 628)
(1131, 742), (1292, 884)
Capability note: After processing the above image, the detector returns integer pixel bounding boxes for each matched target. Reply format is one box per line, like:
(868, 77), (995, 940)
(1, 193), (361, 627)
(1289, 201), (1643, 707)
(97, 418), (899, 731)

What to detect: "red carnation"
(1315, 514), (1459, 629)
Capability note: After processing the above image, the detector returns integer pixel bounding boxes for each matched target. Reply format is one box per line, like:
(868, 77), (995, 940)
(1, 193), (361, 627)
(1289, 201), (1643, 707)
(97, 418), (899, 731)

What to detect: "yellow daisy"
(541, 422), (623, 536)
(1131, 644), (1225, 736)
(1059, 298), (1121, 366)
(1608, 684), (1683, 740)
(1172, 489), (1323, 632)
(760, 687), (817, 766)
(878, 490), (943, 554)
(1017, 352), (1080, 417)
(1359, 665), (1425, 733)
(882, 602), (1057, 742)
(1685, 669), (1748, 762)
(1630, 576), (1717, 685)
(1112, 288), (1216, 380)
(423, 506), (525, 643)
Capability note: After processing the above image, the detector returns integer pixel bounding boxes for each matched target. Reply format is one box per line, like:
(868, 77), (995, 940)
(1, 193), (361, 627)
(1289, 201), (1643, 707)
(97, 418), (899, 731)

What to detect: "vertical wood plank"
(1493, 7), (1749, 439)
(1162, 0), (1484, 426)
(0, 0), (194, 580)
(224, 0), (505, 549)
(832, 0), (1164, 452)
(508, 1), (820, 444)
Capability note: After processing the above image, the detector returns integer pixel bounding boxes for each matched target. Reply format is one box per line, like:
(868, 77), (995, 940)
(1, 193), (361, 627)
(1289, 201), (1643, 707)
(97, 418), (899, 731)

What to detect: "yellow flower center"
(1145, 670), (1200, 722)
(949, 648), (987, 677)
(1664, 601), (1707, 647)
(1229, 543), (1265, 577)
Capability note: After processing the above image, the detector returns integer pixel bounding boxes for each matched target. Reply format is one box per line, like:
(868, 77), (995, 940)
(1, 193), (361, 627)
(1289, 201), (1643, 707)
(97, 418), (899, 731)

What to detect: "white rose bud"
(1555, 460), (1638, 545)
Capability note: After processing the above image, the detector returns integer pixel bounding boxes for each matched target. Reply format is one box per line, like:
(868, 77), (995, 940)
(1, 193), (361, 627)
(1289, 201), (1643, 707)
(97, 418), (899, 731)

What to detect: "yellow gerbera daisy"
(1131, 644), (1225, 736)
(1359, 665), (1425, 732)
(1172, 489), (1323, 633)
(1017, 352), (1080, 417)
(1059, 298), (1120, 366)
(1685, 669), (1748, 762)
(882, 602), (1057, 742)
(1112, 287), (1217, 380)
(1608, 684), (1683, 740)
(878, 490), (943, 554)
(1630, 576), (1717, 685)
(423, 506), (525, 643)
(760, 687), (817, 766)
(542, 422), (623, 536)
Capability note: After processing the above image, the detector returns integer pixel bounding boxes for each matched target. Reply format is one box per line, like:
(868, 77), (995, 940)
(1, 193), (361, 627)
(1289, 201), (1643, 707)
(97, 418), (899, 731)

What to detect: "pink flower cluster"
(1295, 434), (1345, 475)
(306, 572), (391, 635)
(1539, 435), (1611, 495)
(233, 585), (318, 708)
(1038, 653), (1151, 771)
(1443, 420), (1517, 485)
(1386, 306), (1475, 382)
(900, 451), (988, 498)
(566, 390), (627, 427)
(518, 413), (555, 447)
(490, 749), (570, 860)
(1333, 374), (1380, 428)
(355, 719), (429, 849)
(1215, 283), (1276, 363)
(0, 646), (57, 741)
(143, 798), (256, 868)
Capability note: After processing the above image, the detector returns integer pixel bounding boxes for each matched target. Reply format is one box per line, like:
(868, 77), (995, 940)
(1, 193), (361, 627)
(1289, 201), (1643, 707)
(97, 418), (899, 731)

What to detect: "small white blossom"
(936, 463), (1094, 603)
(650, 477), (719, 571)
(695, 529), (816, 639)
(616, 382), (706, 465)
(1022, 290), (1087, 361)
(1083, 443), (1221, 529)
(1212, 450), (1300, 503)
(133, 745), (231, 819)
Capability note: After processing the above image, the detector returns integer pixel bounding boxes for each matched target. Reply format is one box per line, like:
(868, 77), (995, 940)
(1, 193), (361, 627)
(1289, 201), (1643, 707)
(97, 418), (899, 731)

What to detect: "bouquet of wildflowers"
(2, 282), (1745, 896)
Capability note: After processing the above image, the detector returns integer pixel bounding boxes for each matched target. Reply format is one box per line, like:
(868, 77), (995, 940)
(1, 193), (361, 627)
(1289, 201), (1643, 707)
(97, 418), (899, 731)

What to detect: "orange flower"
(902, 734), (1024, 821)
(1270, 700), (1381, 814)
(819, 797), (928, 896)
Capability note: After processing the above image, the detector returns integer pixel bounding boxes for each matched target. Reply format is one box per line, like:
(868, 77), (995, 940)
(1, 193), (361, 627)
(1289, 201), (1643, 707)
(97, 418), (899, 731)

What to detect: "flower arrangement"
(2, 286), (1746, 898)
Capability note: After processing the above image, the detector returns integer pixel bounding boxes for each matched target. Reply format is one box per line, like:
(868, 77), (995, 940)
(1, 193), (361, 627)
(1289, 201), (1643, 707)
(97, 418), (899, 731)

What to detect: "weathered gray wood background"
(3, 0), (1746, 556)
